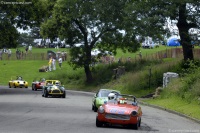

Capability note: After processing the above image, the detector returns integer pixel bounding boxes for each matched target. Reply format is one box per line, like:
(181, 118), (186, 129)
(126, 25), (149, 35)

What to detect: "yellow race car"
(8, 76), (28, 88)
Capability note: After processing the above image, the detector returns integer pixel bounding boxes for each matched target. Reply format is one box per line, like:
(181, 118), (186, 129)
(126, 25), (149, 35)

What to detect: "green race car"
(92, 89), (120, 112)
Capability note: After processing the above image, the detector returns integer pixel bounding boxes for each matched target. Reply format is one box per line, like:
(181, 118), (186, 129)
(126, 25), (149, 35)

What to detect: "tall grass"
(144, 60), (200, 120)
(98, 58), (182, 97)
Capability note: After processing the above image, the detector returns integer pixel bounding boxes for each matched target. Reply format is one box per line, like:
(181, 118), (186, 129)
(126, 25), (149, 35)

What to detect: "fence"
(1, 48), (200, 61)
(0, 52), (68, 61)
(119, 48), (200, 63)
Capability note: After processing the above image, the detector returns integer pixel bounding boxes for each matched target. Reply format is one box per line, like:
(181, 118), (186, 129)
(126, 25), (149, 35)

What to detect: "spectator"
(58, 56), (63, 69)
(28, 44), (32, 54)
(7, 49), (11, 60)
(25, 46), (28, 55)
(48, 57), (52, 71)
(52, 58), (56, 70)
(18, 49), (21, 59)
(21, 51), (24, 59)
(0, 49), (3, 60)
(61, 51), (65, 61)
(16, 49), (20, 60)
(64, 51), (67, 61)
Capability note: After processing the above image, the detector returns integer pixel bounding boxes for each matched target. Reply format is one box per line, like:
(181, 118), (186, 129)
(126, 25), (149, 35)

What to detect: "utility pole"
(149, 68), (152, 90)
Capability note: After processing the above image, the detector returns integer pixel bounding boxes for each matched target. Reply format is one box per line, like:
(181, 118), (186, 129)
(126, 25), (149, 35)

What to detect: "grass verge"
(142, 96), (200, 120)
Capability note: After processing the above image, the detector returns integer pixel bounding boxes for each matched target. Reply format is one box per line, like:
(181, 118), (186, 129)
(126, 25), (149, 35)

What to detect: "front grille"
(51, 90), (61, 94)
(105, 113), (130, 120)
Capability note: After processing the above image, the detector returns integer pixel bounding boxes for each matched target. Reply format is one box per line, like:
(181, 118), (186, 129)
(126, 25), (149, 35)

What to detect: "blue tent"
(167, 38), (181, 46)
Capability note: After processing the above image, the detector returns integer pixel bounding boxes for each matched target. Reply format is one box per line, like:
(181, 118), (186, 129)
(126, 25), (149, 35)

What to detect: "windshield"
(50, 86), (59, 89)
(98, 90), (112, 97)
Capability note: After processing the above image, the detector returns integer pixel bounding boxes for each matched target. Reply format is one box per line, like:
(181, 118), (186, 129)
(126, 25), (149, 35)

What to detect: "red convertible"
(32, 78), (46, 91)
(96, 93), (142, 130)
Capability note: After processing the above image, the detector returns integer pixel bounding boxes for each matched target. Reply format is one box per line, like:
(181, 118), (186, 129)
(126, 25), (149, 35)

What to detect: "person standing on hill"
(48, 57), (52, 71)
(58, 56), (62, 69)
(7, 49), (11, 60)
(0, 49), (3, 60)
(25, 46), (28, 55)
(28, 44), (32, 55)
(52, 58), (56, 70)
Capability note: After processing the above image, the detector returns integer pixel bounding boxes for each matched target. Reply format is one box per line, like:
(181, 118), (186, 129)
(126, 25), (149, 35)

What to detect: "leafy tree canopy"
(41, 0), (142, 82)
(0, 20), (19, 48)
(18, 32), (34, 46)
(0, 0), (48, 48)
(129, 0), (200, 60)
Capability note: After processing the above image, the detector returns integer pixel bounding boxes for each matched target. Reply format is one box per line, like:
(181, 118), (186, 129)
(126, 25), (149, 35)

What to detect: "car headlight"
(98, 106), (105, 114)
(131, 111), (138, 116)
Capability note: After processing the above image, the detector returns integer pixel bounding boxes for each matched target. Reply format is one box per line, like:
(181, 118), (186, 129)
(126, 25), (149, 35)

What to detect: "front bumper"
(48, 90), (65, 95)
(17, 84), (28, 88)
(97, 113), (138, 125)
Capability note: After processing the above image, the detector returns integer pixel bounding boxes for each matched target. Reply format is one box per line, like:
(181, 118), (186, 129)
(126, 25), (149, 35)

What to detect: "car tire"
(14, 84), (16, 88)
(138, 118), (141, 127)
(96, 118), (103, 127)
(62, 92), (66, 98)
(93, 101), (98, 112)
(44, 90), (48, 98)
(34, 85), (37, 91)
(94, 105), (98, 112)
(9, 83), (11, 88)
(132, 122), (139, 130)
(32, 84), (36, 91)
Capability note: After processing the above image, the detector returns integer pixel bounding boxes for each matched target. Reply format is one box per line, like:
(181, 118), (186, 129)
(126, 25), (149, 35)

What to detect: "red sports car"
(32, 78), (46, 91)
(96, 94), (142, 130)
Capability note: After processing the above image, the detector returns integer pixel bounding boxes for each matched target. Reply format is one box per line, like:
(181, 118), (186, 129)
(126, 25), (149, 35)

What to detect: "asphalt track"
(0, 86), (199, 133)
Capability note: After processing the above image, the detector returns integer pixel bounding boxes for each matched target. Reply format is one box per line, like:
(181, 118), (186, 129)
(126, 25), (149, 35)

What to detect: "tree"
(0, 20), (19, 48)
(0, 0), (48, 48)
(41, 0), (141, 83)
(129, 0), (200, 61)
(18, 32), (34, 46)
(30, 27), (41, 39)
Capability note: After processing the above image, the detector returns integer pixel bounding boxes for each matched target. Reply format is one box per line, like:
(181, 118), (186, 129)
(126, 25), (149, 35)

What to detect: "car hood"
(104, 103), (139, 115)
(48, 88), (59, 91)
(13, 80), (26, 84)
(96, 97), (108, 104)
(47, 87), (65, 91)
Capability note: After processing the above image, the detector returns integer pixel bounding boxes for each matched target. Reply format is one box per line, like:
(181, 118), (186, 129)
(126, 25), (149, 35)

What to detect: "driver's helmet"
(17, 76), (22, 80)
(108, 93), (116, 100)
(55, 81), (60, 86)
(41, 78), (45, 82)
